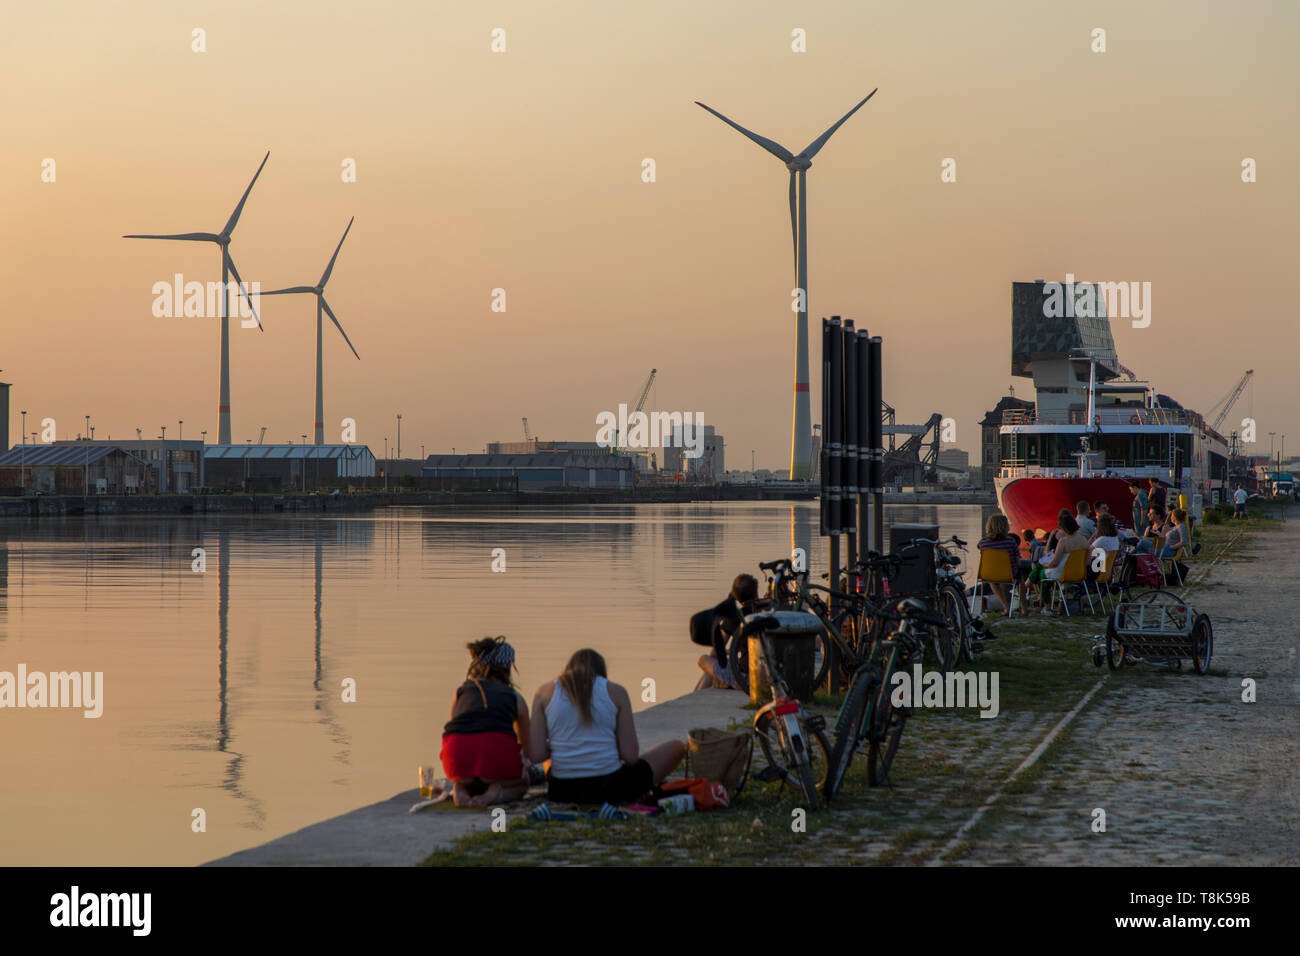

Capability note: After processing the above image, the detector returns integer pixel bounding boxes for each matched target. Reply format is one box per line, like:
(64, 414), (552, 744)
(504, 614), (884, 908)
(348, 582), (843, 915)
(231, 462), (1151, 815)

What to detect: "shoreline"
(0, 488), (993, 519)
(203, 688), (751, 866)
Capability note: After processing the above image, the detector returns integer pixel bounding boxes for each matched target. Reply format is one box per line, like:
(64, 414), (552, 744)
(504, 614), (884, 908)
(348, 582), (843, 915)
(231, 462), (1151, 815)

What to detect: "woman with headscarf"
(440, 636), (531, 807)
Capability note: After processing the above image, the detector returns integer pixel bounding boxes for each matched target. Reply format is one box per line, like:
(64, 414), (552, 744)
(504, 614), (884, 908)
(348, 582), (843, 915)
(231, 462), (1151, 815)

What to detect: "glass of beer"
(418, 766), (436, 799)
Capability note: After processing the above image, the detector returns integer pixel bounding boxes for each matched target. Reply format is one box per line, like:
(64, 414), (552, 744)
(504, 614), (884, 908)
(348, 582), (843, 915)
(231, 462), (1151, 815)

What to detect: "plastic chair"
(975, 547), (1017, 618)
(1160, 546), (1185, 587)
(1049, 549), (1093, 616)
(1091, 549), (1118, 615)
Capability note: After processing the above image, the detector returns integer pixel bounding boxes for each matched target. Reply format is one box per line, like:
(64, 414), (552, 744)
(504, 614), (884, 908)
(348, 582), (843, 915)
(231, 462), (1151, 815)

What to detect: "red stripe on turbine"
(794, 383), (809, 393)
(218, 405), (230, 412)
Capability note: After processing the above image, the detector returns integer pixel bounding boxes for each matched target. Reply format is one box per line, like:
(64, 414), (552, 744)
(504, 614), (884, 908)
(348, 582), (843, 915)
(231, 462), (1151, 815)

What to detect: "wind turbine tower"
(124, 152), (269, 445)
(695, 92), (877, 479)
(260, 218), (360, 444)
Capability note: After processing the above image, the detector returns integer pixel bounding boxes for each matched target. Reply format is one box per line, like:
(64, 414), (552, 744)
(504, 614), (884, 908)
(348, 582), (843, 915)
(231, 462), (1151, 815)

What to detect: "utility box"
(888, 522), (939, 595)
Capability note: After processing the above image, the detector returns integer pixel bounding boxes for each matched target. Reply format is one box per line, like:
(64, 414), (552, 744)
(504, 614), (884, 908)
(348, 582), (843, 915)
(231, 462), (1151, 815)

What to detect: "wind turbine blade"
(694, 102), (794, 163)
(222, 151), (270, 236)
(320, 298), (360, 360)
(122, 232), (220, 242)
(260, 286), (316, 296)
(224, 253), (263, 331)
(799, 89), (877, 161)
(318, 216), (354, 288)
(788, 172), (798, 279)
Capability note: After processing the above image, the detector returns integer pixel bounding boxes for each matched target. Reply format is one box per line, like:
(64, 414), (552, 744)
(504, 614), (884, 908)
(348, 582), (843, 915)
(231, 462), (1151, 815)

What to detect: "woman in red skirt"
(439, 637), (530, 807)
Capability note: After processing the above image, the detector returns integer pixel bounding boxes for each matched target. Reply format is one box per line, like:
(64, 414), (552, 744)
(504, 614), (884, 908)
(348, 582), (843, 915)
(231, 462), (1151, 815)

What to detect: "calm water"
(0, 502), (989, 865)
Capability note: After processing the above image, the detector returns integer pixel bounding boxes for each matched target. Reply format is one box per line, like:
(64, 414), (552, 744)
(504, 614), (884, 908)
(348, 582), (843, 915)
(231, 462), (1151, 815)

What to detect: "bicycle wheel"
(824, 668), (876, 803)
(1191, 613), (1213, 674)
(1105, 616), (1126, 670)
(754, 710), (831, 810)
(867, 679), (908, 786)
(934, 585), (965, 671)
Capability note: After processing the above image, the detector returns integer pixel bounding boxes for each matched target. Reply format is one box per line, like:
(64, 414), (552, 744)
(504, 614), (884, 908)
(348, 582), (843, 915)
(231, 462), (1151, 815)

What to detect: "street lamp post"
(397, 414), (402, 459)
(20, 410), (26, 493)
(384, 437), (389, 491)
(302, 435), (308, 492)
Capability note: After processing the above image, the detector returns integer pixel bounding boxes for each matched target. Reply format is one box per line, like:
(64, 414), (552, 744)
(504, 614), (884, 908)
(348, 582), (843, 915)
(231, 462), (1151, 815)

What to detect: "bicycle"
(730, 556), (901, 694)
(897, 535), (975, 668)
(741, 614), (832, 810)
(823, 597), (951, 799)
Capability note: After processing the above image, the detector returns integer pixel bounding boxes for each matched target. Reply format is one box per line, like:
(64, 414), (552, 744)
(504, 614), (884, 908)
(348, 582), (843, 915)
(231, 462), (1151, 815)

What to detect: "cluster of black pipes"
(819, 316), (884, 621)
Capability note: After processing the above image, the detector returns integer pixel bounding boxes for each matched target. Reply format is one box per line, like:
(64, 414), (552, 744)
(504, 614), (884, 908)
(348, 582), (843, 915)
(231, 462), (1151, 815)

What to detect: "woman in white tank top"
(527, 649), (685, 805)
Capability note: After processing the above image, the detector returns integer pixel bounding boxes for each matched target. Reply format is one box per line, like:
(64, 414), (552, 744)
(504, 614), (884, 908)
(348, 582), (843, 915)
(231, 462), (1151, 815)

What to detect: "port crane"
(522, 417), (532, 442)
(257, 426), (267, 444)
(1208, 369), (1253, 432)
(615, 368), (657, 452)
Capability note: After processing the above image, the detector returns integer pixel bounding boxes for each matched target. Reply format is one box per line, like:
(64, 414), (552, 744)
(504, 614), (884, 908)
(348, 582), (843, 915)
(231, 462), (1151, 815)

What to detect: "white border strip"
(928, 675), (1108, 865)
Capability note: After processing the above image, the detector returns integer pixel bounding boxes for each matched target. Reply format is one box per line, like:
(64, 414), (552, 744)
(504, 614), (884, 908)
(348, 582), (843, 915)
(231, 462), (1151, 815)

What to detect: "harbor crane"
(257, 426), (267, 444)
(1208, 369), (1253, 432)
(615, 368), (657, 452)
(522, 417), (532, 442)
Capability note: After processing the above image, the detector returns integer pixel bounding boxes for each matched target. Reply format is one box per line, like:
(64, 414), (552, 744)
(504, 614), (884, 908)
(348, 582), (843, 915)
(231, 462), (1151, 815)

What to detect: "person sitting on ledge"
(693, 572), (759, 690)
(529, 648), (684, 806)
(439, 637), (531, 808)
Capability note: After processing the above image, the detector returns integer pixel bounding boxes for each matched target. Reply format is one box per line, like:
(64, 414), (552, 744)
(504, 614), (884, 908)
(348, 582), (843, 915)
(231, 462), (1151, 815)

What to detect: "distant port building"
(423, 451), (635, 491)
(0, 439), (205, 494)
(203, 444), (376, 492)
(0, 440), (376, 494)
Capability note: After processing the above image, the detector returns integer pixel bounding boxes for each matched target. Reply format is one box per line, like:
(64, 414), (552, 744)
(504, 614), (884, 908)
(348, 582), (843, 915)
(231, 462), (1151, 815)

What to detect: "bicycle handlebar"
(900, 535), (966, 550)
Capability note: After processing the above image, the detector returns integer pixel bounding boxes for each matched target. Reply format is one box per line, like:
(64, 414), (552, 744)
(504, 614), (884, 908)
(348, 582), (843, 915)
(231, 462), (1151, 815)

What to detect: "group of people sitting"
(978, 482), (1192, 615)
(439, 637), (685, 808)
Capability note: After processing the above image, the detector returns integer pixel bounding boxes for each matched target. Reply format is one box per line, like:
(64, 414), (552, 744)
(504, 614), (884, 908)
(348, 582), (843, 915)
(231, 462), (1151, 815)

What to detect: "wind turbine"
(124, 152), (269, 446)
(259, 218), (360, 445)
(695, 91), (877, 479)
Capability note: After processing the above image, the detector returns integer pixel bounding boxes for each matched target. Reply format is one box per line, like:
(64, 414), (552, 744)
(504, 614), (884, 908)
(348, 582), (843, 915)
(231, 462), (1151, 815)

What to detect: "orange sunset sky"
(2, 0), (1297, 466)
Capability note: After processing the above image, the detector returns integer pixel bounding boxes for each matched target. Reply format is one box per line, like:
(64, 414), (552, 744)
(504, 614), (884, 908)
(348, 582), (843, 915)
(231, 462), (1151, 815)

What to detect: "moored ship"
(993, 281), (1229, 534)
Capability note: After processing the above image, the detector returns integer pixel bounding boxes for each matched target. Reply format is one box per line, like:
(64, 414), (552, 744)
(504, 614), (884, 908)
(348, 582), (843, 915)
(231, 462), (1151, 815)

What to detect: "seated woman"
(439, 637), (530, 808)
(1026, 513), (1089, 613)
(1085, 514), (1121, 585)
(529, 648), (685, 805)
(1159, 508), (1189, 559)
(1136, 506), (1167, 554)
(977, 513), (1021, 616)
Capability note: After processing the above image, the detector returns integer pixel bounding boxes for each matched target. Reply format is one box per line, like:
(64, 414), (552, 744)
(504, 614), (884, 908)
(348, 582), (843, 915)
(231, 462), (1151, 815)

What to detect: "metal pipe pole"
(840, 318), (858, 587)
(856, 331), (871, 562)
(826, 318), (843, 623)
(868, 337), (884, 555)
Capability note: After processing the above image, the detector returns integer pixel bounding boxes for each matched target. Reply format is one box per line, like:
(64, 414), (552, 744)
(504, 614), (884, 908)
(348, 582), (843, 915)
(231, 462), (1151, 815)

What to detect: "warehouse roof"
(203, 444), (373, 461)
(424, 452), (632, 468)
(0, 443), (126, 467)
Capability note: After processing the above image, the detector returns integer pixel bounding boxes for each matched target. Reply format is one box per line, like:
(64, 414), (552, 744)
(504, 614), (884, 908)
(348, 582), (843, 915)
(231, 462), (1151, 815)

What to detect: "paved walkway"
(945, 520), (1299, 865)
(204, 688), (749, 866)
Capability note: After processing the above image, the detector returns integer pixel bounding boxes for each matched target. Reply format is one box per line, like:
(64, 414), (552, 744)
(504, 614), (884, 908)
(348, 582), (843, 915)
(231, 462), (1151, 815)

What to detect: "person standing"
(1233, 484), (1248, 519)
(1131, 482), (1149, 536)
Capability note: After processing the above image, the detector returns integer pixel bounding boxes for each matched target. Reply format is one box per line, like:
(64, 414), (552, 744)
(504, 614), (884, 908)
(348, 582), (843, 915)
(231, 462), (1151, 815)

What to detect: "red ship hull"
(996, 476), (1140, 535)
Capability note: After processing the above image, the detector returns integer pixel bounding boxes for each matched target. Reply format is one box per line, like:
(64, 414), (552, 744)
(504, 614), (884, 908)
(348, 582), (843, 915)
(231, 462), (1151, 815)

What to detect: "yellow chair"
(976, 547), (1018, 617)
(1161, 546), (1185, 587)
(1091, 549), (1118, 615)
(1049, 549), (1093, 616)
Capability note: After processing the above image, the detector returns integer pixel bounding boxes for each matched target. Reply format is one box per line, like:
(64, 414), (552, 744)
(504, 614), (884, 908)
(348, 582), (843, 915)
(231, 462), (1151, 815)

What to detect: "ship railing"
(1001, 409), (1036, 425)
(1067, 408), (1208, 429)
